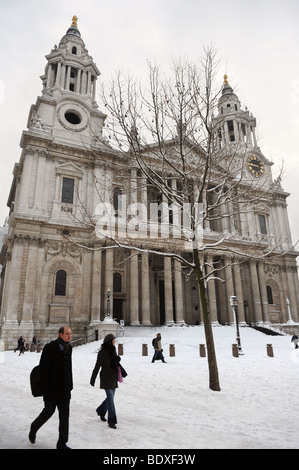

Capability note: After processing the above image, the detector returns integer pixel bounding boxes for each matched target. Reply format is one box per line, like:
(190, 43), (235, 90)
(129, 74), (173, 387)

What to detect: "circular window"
(58, 103), (89, 132)
(64, 111), (81, 125)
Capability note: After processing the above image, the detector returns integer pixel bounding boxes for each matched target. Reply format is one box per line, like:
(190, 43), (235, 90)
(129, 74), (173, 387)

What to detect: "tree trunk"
(194, 249), (221, 391)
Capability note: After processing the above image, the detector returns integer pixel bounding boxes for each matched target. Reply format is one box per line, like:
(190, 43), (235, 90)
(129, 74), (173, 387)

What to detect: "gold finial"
(224, 74), (229, 85)
(71, 15), (78, 27)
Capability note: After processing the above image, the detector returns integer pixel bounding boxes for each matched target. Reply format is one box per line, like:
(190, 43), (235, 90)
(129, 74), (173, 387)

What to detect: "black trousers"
(31, 398), (70, 445)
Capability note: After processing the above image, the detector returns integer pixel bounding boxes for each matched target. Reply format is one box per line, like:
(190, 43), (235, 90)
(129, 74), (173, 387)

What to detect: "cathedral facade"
(0, 18), (298, 348)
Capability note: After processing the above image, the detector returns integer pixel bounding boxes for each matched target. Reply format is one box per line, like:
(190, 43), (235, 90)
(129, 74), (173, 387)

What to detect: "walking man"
(29, 326), (73, 449)
(151, 333), (166, 363)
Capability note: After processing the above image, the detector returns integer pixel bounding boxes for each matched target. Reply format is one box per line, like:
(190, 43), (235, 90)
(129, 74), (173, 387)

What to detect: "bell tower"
(214, 75), (258, 151)
(27, 16), (106, 148)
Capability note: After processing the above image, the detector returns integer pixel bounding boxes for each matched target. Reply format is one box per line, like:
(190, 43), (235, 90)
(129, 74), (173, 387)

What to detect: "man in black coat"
(29, 326), (73, 449)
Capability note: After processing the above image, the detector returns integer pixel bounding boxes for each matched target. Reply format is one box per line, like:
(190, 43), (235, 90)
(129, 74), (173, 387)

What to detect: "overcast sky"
(1, 0), (298, 244)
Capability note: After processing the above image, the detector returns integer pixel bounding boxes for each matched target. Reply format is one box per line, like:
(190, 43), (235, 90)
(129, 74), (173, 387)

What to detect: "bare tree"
(67, 47), (289, 391)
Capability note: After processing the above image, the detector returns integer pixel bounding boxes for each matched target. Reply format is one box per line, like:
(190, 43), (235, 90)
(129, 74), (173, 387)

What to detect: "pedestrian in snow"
(151, 333), (166, 363)
(90, 334), (121, 429)
(14, 336), (24, 355)
(29, 326), (73, 449)
(291, 332), (299, 349)
(32, 335), (37, 351)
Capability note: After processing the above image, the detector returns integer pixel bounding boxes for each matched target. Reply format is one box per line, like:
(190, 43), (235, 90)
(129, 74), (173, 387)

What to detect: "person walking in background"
(14, 336), (24, 355)
(151, 333), (166, 363)
(29, 326), (73, 449)
(291, 332), (299, 349)
(90, 334), (121, 429)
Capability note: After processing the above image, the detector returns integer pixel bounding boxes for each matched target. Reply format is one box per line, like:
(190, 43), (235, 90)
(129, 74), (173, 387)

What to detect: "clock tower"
(213, 75), (270, 180)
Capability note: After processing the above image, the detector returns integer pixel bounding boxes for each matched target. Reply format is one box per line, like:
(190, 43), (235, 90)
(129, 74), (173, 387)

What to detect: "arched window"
(72, 46), (77, 55)
(266, 285), (273, 304)
(113, 272), (122, 293)
(55, 270), (67, 296)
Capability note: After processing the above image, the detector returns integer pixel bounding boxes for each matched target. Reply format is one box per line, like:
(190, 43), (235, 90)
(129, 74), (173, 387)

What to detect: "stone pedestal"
(87, 317), (119, 343)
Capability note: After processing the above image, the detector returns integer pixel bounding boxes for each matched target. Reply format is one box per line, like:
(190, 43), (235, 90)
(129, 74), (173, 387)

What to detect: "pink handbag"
(117, 366), (123, 383)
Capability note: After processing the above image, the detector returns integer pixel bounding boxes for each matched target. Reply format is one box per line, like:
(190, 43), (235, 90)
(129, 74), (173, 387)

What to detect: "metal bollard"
(267, 344), (274, 357)
(142, 344), (148, 356)
(30, 343), (35, 352)
(169, 344), (175, 357)
(199, 344), (206, 357)
(118, 344), (124, 356)
(232, 343), (239, 357)
(37, 344), (41, 353)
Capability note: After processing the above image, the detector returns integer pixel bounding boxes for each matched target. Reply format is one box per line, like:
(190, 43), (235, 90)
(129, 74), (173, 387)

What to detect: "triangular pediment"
(55, 162), (83, 178)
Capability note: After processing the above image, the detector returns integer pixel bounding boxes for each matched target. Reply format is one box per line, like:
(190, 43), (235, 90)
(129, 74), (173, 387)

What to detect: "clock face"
(247, 155), (264, 177)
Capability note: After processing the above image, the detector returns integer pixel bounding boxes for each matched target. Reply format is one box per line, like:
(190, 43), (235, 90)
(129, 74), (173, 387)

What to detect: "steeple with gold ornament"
(213, 74), (258, 151)
(25, 16), (107, 149)
(40, 15), (100, 104)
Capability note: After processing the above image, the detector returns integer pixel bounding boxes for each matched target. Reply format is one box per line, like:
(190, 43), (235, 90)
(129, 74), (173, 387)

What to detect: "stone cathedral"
(0, 17), (298, 348)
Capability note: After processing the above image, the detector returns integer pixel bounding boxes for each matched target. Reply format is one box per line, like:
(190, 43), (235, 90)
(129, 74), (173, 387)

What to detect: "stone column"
(221, 202), (229, 234)
(139, 175), (148, 236)
(280, 265), (290, 321)
(56, 61), (62, 87)
(21, 240), (38, 325)
(32, 242), (44, 329)
(164, 257), (174, 325)
(249, 260), (263, 324)
(287, 264), (299, 321)
(141, 253), (152, 325)
(293, 267), (299, 322)
(224, 121), (230, 144)
(174, 259), (185, 325)
(105, 249), (114, 318)
(202, 191), (210, 231)
(130, 250), (140, 325)
(130, 168), (137, 204)
(65, 65), (71, 90)
(92, 76), (97, 100)
(257, 261), (270, 324)
(233, 120), (239, 142)
(90, 249), (102, 324)
(224, 259), (235, 324)
(206, 255), (218, 324)
(76, 69), (82, 93)
(161, 193), (169, 238)
(81, 71), (87, 94)
(5, 240), (24, 324)
(232, 260), (246, 323)
(18, 153), (33, 214)
(0, 252), (12, 324)
(33, 151), (46, 215)
(87, 71), (92, 95)
(61, 65), (66, 88)
(46, 63), (52, 88)
(171, 179), (181, 239)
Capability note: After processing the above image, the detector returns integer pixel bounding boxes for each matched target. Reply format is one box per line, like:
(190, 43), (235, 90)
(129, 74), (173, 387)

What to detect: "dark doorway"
(159, 280), (165, 325)
(113, 299), (123, 323)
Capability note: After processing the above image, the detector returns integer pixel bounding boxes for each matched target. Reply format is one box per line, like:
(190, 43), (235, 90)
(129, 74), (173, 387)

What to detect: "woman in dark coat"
(90, 334), (120, 429)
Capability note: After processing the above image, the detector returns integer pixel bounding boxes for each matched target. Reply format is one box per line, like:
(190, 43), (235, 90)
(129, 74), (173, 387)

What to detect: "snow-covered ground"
(0, 325), (298, 450)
